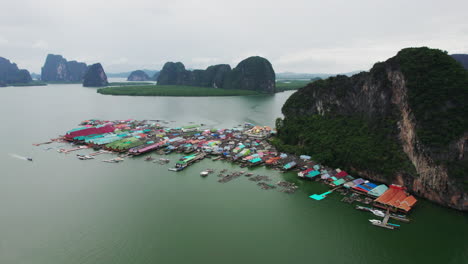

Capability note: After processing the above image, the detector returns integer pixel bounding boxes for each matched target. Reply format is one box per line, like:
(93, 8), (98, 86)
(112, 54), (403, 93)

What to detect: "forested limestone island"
(127, 70), (151, 81)
(451, 54), (468, 70)
(157, 56), (276, 93)
(275, 47), (468, 210)
(83, 63), (108, 87)
(41, 54), (87, 82)
(0, 57), (32, 86)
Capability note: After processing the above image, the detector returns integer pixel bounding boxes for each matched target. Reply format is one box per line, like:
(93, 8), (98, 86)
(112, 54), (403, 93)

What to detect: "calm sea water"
(0, 80), (466, 264)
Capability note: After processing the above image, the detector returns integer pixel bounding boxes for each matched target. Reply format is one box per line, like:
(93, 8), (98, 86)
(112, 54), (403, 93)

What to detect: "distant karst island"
(98, 56), (278, 96)
(0, 57), (32, 86)
(127, 70), (152, 81)
(41, 54), (88, 83)
(83, 63), (109, 87)
(0, 57), (46, 87)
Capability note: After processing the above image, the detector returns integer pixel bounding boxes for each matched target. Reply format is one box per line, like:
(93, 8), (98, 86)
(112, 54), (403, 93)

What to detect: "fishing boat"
(102, 157), (124, 163)
(77, 154), (94, 160)
(370, 209), (385, 217)
(369, 219), (400, 229)
(168, 166), (185, 172)
(355, 205), (372, 212)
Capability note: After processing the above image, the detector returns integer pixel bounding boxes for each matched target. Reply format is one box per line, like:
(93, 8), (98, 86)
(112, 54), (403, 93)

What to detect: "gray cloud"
(1, 0), (467, 73)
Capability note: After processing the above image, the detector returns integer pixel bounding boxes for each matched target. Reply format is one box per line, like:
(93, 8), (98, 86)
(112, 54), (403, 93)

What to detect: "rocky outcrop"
(83, 63), (108, 87)
(127, 70), (151, 81)
(224, 56), (276, 93)
(157, 62), (188, 85)
(41, 54), (87, 82)
(0, 57), (32, 85)
(451, 54), (468, 70)
(156, 56), (275, 93)
(279, 47), (468, 210)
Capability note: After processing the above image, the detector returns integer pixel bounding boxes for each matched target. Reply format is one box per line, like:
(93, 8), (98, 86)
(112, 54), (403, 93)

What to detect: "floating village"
(35, 119), (418, 230)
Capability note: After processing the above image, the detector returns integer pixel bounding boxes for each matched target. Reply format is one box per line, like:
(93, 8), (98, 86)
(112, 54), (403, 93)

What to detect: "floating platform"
(309, 191), (333, 200)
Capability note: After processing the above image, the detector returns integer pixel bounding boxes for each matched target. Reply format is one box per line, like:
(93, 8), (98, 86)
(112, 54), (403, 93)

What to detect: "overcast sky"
(1, 0), (467, 74)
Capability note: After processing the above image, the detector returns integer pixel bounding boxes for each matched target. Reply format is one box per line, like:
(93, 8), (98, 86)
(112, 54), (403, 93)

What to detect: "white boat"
(77, 154), (94, 160)
(369, 219), (382, 225)
(102, 157), (124, 163)
(370, 209), (385, 217)
(200, 171), (209, 177)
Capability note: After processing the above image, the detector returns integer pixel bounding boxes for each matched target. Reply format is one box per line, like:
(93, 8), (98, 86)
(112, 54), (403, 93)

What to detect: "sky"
(1, 0), (467, 74)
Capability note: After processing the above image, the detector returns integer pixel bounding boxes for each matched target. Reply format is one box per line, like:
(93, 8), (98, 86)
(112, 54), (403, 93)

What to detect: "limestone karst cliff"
(83, 63), (108, 87)
(157, 56), (276, 93)
(41, 54), (87, 82)
(277, 47), (467, 210)
(0, 57), (32, 85)
(127, 70), (151, 81)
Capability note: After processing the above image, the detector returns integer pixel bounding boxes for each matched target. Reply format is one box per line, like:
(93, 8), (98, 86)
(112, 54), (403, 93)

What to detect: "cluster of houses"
(61, 119), (417, 214)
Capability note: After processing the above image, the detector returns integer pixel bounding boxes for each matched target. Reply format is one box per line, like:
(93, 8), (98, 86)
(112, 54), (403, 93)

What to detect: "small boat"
(355, 205), (372, 212)
(144, 156), (154, 161)
(369, 219), (400, 229)
(77, 154), (94, 160)
(168, 166), (185, 172)
(159, 158), (170, 162)
(102, 157), (124, 163)
(27, 157), (33, 161)
(200, 171), (209, 177)
(370, 209), (385, 217)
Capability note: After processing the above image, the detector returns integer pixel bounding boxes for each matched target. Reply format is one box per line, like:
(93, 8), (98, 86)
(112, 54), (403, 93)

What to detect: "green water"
(0, 82), (467, 264)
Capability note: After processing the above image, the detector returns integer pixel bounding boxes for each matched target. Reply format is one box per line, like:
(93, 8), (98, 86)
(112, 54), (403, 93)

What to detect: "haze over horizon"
(1, 0), (467, 74)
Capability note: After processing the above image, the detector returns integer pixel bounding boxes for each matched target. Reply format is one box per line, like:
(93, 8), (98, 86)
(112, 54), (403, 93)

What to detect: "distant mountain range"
(107, 70), (159, 78)
(275, 71), (362, 80)
(107, 69), (362, 80)
(451, 54), (468, 69)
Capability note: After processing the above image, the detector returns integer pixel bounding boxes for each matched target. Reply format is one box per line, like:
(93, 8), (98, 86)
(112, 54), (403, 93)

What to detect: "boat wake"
(8, 153), (29, 161)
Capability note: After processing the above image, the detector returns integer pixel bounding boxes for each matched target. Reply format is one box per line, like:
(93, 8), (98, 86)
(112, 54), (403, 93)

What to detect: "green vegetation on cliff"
(97, 85), (260, 96)
(395, 47), (468, 148)
(273, 115), (414, 178)
(275, 47), (468, 207)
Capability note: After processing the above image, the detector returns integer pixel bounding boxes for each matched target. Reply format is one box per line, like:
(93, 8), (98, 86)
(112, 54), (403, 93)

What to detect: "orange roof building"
(374, 185), (417, 212)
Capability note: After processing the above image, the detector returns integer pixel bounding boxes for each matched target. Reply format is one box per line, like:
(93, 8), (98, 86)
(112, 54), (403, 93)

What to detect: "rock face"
(279, 47), (468, 210)
(83, 63), (108, 87)
(0, 57), (32, 85)
(127, 70), (151, 81)
(451, 54), (468, 70)
(41, 54), (87, 82)
(224, 56), (276, 93)
(156, 56), (275, 93)
(156, 62), (188, 85)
